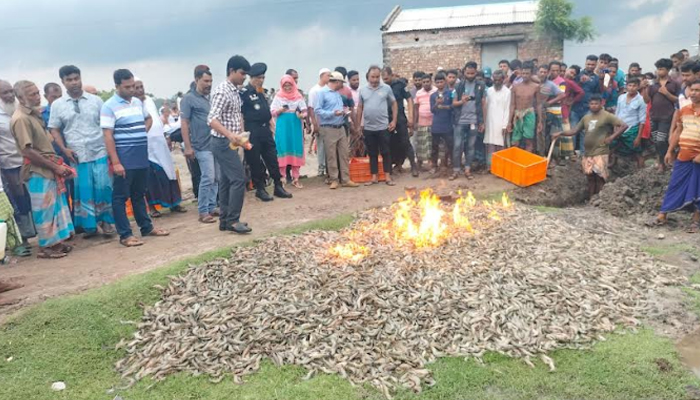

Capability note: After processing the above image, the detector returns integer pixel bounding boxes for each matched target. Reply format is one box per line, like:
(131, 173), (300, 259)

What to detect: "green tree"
(535, 0), (596, 43)
(96, 89), (115, 102)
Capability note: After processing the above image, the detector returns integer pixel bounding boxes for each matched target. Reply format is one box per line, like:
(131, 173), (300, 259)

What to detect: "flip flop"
(365, 181), (378, 186)
(150, 210), (162, 218)
(292, 180), (304, 189)
(687, 221), (700, 234)
(386, 180), (396, 186)
(120, 237), (144, 247)
(12, 246), (31, 257)
(645, 216), (667, 227)
(37, 249), (67, 259)
(145, 228), (170, 237)
(59, 244), (73, 254)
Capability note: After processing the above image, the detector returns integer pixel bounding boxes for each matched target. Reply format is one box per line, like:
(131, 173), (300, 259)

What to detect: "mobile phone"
(603, 69), (610, 74)
(282, 105), (289, 109)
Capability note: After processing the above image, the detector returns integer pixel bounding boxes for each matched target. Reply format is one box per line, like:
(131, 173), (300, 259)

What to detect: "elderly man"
(10, 81), (75, 259)
(101, 69), (169, 247)
(314, 72), (360, 190)
(0, 79), (36, 253)
(49, 65), (115, 237)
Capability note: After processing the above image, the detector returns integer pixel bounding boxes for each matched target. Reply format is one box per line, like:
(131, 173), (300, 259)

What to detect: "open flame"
(393, 190), (511, 248)
(328, 190), (512, 261)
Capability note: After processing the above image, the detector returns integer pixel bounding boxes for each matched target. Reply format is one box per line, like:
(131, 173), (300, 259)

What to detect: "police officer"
(241, 62), (292, 201)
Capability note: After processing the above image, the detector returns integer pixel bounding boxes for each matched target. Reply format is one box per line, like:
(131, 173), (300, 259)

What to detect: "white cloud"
(565, 0), (697, 71)
(0, 23), (381, 98)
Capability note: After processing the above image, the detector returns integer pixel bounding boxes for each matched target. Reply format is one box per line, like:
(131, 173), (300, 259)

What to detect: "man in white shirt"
(308, 68), (331, 177)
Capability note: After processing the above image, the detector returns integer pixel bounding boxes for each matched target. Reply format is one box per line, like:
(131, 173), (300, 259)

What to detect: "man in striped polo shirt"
(101, 69), (169, 247)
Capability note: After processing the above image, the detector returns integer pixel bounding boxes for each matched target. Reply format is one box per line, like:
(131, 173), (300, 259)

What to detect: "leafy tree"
(96, 89), (115, 102)
(535, 0), (596, 43)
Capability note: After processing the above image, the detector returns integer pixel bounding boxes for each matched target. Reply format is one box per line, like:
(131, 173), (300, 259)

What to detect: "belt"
(321, 124), (344, 129)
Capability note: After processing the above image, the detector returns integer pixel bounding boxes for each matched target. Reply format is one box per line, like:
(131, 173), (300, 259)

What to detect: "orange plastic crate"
(490, 147), (547, 187)
(349, 157), (386, 183)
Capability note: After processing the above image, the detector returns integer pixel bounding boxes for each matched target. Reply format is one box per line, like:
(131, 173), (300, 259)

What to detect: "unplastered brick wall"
(382, 23), (563, 81)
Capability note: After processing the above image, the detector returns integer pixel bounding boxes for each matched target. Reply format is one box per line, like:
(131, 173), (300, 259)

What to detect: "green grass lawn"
(1, 213), (699, 400)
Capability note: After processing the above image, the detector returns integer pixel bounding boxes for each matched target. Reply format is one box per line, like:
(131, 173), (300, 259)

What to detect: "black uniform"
(240, 84), (282, 189)
(388, 79), (417, 171)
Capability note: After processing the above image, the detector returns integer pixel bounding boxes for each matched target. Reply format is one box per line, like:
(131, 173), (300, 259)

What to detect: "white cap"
(319, 68), (331, 77)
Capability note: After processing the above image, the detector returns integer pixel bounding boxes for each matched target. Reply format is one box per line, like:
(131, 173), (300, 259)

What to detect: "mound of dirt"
(592, 168), (671, 221)
(513, 158), (639, 208)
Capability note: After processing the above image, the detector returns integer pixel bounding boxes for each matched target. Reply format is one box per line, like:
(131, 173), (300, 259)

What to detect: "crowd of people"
(0, 48), (699, 265)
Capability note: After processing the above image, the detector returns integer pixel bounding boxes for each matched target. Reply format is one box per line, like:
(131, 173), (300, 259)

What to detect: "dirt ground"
(0, 150), (512, 320)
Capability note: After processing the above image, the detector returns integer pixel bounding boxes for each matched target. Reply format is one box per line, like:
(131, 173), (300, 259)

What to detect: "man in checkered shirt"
(207, 55), (253, 234)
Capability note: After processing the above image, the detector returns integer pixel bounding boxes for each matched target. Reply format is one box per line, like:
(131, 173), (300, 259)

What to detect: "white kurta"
(484, 86), (511, 147)
(144, 97), (176, 180)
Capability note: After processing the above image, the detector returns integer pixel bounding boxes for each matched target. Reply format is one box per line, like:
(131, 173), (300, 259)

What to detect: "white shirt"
(308, 84), (324, 110)
(0, 103), (23, 170)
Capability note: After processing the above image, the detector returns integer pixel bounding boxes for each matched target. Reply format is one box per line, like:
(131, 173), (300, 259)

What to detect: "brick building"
(380, 1), (563, 80)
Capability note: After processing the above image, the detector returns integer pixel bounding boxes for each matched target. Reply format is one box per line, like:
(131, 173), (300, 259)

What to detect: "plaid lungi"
(414, 126), (432, 162)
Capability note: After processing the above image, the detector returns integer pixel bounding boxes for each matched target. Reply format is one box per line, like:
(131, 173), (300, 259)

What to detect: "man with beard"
(240, 62), (292, 202)
(11, 80), (75, 258)
(347, 70), (365, 157)
(382, 66), (417, 176)
(49, 65), (115, 237)
(0, 79), (35, 255)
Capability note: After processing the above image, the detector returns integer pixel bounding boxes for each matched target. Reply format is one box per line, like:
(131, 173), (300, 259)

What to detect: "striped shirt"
(207, 80), (243, 138)
(100, 94), (150, 170)
(677, 104), (700, 162)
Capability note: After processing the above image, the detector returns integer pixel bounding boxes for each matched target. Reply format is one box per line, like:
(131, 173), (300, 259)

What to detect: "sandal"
(12, 246), (31, 257)
(365, 181), (378, 186)
(150, 210), (162, 218)
(37, 248), (67, 259)
(171, 205), (187, 213)
(386, 180), (396, 186)
(145, 228), (170, 237)
(119, 236), (144, 247)
(292, 180), (304, 189)
(58, 244), (73, 254)
(198, 214), (216, 224)
(645, 216), (667, 227)
(687, 220), (700, 234)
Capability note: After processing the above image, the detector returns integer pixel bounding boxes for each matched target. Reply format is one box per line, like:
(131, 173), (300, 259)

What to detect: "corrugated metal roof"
(382, 1), (538, 33)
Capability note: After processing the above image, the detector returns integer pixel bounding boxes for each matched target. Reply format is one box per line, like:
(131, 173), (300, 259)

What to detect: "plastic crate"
(349, 157), (386, 183)
(491, 147), (547, 187)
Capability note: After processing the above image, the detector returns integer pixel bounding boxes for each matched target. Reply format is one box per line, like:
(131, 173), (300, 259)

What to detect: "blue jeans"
(112, 168), (153, 240)
(453, 124), (477, 172)
(570, 110), (585, 155)
(194, 150), (218, 215)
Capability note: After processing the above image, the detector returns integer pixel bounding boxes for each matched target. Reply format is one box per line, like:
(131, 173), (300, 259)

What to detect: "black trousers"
(244, 125), (282, 189)
(431, 131), (453, 168)
(211, 137), (246, 226)
(186, 156), (201, 199)
(364, 129), (392, 174)
(390, 119), (416, 168)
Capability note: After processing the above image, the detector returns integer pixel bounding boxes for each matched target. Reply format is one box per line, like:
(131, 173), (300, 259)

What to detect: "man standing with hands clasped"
(101, 69), (169, 247)
(314, 72), (360, 190)
(356, 65), (397, 186)
(207, 55), (254, 233)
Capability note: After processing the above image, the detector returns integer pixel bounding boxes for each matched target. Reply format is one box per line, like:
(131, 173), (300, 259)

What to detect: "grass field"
(1, 213), (699, 400)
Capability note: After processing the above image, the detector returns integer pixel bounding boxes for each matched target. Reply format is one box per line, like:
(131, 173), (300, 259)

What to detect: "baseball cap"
(329, 71), (346, 82)
(483, 67), (493, 78)
(319, 68), (331, 77)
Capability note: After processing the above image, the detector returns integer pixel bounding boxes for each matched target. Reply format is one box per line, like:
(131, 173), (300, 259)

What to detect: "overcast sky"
(0, 0), (697, 98)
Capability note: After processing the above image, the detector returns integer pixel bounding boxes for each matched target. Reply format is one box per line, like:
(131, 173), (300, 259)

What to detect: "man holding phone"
(452, 61), (485, 180)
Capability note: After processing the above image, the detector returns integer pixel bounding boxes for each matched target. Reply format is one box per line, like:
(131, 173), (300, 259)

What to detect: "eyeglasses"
(72, 99), (80, 114)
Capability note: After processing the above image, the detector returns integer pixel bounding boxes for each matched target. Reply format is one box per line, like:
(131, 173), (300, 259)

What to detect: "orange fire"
(328, 190), (513, 261)
(329, 243), (369, 263)
(392, 190), (511, 248)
